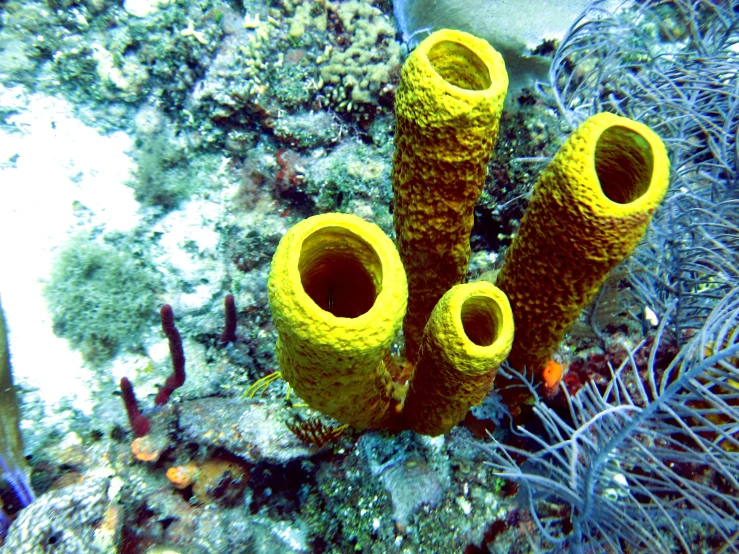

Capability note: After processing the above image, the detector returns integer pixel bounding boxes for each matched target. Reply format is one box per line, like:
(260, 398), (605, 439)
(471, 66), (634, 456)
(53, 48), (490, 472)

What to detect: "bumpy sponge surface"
(403, 281), (514, 436)
(268, 213), (408, 429)
(392, 29), (508, 361)
(496, 112), (670, 373)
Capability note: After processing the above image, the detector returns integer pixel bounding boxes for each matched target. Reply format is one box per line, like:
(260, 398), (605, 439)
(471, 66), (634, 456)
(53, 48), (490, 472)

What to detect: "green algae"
(44, 233), (162, 364)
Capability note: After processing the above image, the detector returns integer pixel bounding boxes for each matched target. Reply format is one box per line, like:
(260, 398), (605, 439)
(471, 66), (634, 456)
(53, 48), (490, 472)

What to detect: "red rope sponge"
(120, 377), (151, 437)
(219, 294), (237, 346)
(155, 304), (185, 406)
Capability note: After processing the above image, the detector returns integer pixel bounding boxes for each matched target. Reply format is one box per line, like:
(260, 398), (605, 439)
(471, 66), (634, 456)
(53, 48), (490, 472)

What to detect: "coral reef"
(1, 474), (122, 554)
(302, 139), (394, 221)
(177, 397), (312, 464)
(190, 10), (277, 124)
(2, 0), (737, 552)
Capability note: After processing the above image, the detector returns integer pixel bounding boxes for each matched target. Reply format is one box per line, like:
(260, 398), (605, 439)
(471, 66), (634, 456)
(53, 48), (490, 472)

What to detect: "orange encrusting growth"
(541, 360), (563, 391)
(130, 434), (166, 463)
(166, 462), (199, 489)
(166, 458), (249, 504)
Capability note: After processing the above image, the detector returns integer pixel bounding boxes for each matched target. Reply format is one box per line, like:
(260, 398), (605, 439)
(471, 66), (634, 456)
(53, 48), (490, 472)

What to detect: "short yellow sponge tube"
(496, 112), (670, 373)
(392, 29), (508, 362)
(268, 213), (408, 429)
(403, 281), (514, 436)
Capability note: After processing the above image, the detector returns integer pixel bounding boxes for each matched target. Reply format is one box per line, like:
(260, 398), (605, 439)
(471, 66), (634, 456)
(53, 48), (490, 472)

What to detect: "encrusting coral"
(392, 29), (508, 362)
(496, 112), (670, 373)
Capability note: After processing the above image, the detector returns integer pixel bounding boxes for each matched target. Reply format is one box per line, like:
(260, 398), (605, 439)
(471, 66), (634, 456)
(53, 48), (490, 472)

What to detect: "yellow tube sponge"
(496, 112), (670, 373)
(392, 29), (508, 362)
(403, 281), (514, 436)
(268, 213), (408, 429)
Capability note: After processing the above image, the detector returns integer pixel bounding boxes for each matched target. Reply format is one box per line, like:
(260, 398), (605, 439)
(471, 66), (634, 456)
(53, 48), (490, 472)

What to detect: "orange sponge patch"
(542, 360), (563, 391)
(166, 462), (199, 489)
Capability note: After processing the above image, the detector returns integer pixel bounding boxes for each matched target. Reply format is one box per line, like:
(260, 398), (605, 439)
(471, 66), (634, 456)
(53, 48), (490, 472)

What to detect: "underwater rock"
(250, 517), (310, 553)
(0, 474), (122, 553)
(140, 489), (256, 553)
(359, 431), (449, 527)
(177, 397), (311, 464)
(377, 455), (444, 527)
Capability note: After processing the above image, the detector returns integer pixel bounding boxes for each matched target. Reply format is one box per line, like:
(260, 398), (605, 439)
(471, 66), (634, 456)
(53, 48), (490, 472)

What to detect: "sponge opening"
(299, 227), (380, 318)
(461, 295), (500, 346)
(427, 40), (492, 91)
(595, 125), (655, 204)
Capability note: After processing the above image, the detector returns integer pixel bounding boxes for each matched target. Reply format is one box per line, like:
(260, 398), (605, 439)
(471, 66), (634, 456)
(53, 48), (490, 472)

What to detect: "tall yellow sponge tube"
(392, 29), (508, 362)
(268, 213), (408, 430)
(496, 112), (670, 373)
(403, 281), (514, 436)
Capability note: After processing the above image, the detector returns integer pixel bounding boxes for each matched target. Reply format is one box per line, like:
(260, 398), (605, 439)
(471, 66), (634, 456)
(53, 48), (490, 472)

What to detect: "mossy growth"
(303, 141), (392, 214)
(268, 62), (317, 112)
(44, 233), (162, 364)
(131, 136), (222, 211)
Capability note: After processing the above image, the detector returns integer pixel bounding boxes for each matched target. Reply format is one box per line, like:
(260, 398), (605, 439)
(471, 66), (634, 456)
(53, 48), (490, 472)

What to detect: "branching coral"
(119, 304), (187, 437)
